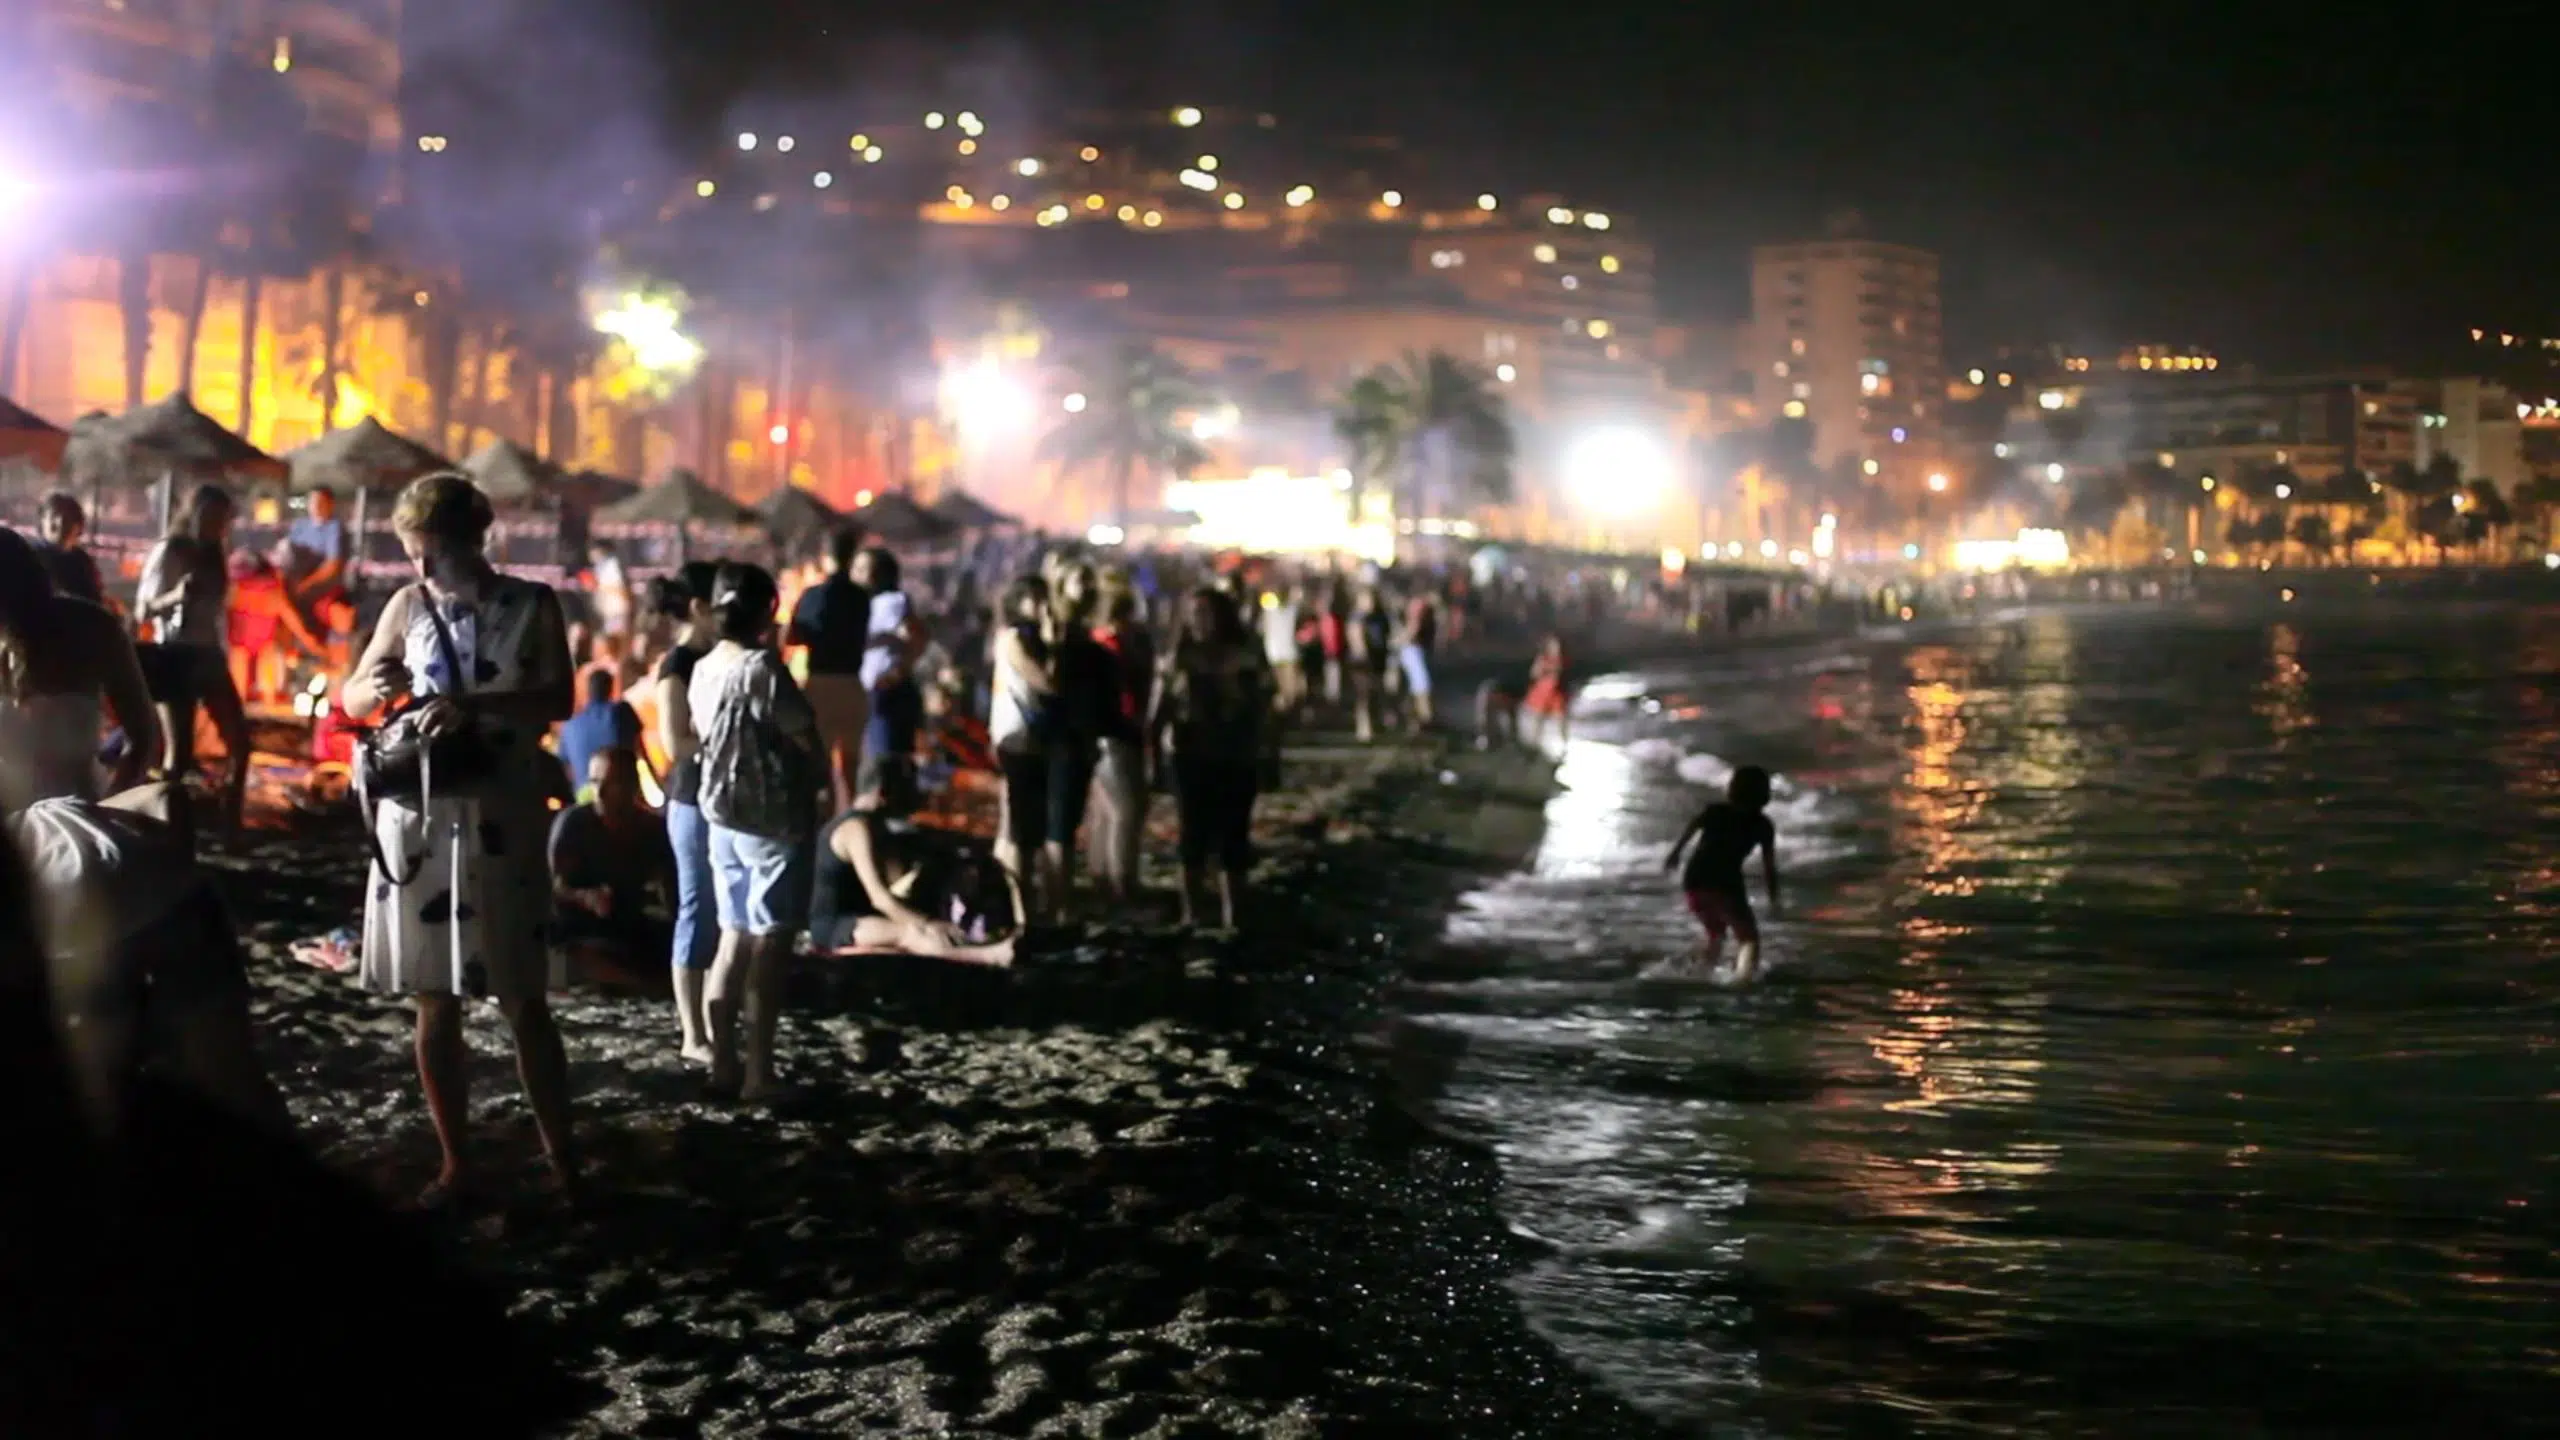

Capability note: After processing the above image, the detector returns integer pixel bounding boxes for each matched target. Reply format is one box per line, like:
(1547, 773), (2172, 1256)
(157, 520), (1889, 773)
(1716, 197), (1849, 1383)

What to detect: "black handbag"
(356, 593), (498, 883)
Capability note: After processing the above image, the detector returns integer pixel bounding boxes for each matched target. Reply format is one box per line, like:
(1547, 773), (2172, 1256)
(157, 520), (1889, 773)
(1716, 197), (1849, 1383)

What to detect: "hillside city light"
(863, 146), (883, 162)
(769, 423), (790, 444)
(1927, 472), (1950, 492)
(776, 135), (795, 152)
(1478, 193), (1498, 210)
(2046, 463), (2066, 483)
(1547, 206), (1573, 224)
(813, 172), (832, 188)
(1380, 190), (1403, 208)
(694, 179), (715, 197)
(1062, 392), (1087, 413)
(1016, 158), (1041, 176)
(1583, 211), (1611, 229)
(1564, 427), (1671, 517)
(925, 112), (945, 129)
(1197, 154), (1219, 171)
(737, 132), (757, 150)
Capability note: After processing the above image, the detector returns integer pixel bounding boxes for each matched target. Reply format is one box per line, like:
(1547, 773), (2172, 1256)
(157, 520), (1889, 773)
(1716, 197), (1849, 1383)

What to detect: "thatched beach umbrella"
(458, 437), (561, 508)
(0, 395), (68, 469)
(65, 391), (285, 489)
(929, 487), (1017, 531)
(855, 489), (960, 547)
(596, 468), (764, 529)
(758, 483), (844, 542)
(553, 468), (641, 514)
(284, 416), (452, 494)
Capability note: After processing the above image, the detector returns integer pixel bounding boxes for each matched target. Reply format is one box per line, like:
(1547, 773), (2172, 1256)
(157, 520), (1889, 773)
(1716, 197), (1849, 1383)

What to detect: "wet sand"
(205, 736), (1660, 1438)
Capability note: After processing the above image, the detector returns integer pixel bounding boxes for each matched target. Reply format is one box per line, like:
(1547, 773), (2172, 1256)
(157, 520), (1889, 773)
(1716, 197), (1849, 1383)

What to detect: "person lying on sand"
(807, 786), (1018, 967)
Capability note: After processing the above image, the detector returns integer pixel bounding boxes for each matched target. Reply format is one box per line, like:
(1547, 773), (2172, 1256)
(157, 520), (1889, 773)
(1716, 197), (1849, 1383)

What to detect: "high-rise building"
(2401, 377), (2526, 492)
(1748, 231), (1943, 491)
(1411, 196), (1659, 423)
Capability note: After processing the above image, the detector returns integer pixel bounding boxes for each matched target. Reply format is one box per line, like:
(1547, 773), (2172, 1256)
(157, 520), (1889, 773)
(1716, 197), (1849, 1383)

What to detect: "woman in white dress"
(0, 526), (286, 1134)
(341, 473), (579, 1208)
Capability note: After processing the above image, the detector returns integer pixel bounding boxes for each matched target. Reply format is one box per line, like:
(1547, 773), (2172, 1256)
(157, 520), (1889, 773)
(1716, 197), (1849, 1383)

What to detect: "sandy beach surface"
(206, 735), (1661, 1438)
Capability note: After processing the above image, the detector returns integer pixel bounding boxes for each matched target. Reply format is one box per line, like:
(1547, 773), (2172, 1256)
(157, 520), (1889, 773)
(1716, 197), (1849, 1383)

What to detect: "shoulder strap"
(419, 591), (471, 696)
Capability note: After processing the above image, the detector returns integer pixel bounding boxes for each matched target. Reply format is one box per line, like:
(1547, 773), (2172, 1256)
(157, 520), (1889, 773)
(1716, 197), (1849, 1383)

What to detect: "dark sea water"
(1405, 604), (2560, 1437)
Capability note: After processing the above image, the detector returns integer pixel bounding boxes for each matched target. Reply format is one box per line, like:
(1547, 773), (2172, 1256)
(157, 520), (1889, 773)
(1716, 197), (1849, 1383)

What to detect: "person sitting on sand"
(549, 747), (676, 985)
(0, 525), (289, 1136)
(807, 786), (1018, 965)
(1663, 764), (1783, 979)
(341, 471), (581, 1210)
(556, 667), (642, 802)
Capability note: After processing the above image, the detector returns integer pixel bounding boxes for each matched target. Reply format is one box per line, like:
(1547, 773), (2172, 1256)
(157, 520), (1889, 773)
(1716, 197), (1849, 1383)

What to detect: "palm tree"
(1330, 350), (1516, 518)
(1331, 370), (1404, 515)
(1041, 341), (1211, 521)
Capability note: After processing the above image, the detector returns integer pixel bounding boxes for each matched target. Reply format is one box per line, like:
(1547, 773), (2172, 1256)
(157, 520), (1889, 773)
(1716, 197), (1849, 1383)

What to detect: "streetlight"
(1172, 106), (1202, 127)
(1927, 472), (1949, 492)
(737, 131), (757, 150)
(1477, 193), (1497, 210)
(1062, 392), (1088, 413)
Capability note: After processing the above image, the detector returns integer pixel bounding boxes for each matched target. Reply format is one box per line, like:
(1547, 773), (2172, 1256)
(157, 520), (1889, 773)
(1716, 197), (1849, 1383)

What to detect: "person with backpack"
(687, 562), (819, 1101)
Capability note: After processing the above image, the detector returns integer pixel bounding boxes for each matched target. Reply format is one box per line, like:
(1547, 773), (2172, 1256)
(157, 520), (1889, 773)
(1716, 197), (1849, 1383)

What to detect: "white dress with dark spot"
(359, 578), (563, 1001)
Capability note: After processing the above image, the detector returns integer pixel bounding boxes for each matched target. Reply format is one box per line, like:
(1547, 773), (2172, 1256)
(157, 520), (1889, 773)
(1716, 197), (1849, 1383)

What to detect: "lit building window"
(1016, 158), (1042, 176)
(957, 139), (977, 155)
(1142, 210), (1162, 227)
(1477, 193), (1497, 210)
(1891, 427), (1908, 443)
(1087, 194), (1106, 210)
(1967, 368), (1985, 384)
(863, 146), (883, 162)
(1862, 459), (1880, 476)
(1286, 185), (1315, 207)
(1173, 106), (1203, 127)
(1380, 190), (1403, 208)
(1496, 363), (1517, 383)
(1222, 191), (1244, 210)
(1546, 206), (1574, 224)
(1791, 382), (1810, 399)
(851, 133), (870, 150)
(1430, 250), (1464, 269)
(1860, 373), (1879, 395)
(813, 171), (832, 188)
(1116, 204), (1137, 220)
(1792, 338), (1807, 356)
(990, 194), (1010, 210)
(1772, 362), (1788, 378)
(925, 112), (945, 129)
(694, 179), (715, 197)
(1582, 212), (1610, 230)
(776, 136), (796, 152)
(1600, 255), (1620, 274)
(1080, 146), (1100, 161)
(1560, 275), (1579, 290)
(272, 35), (292, 72)
(1196, 154), (1219, 171)
(1533, 243), (1557, 263)
(1782, 400), (1806, 418)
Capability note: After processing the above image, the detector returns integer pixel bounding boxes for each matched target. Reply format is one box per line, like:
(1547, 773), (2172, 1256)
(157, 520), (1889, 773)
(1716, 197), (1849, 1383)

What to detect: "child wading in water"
(1664, 765), (1782, 978)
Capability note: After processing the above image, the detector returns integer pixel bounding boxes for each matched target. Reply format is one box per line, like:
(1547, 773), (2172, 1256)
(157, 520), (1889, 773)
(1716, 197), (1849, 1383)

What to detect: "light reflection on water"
(1403, 607), (2560, 1435)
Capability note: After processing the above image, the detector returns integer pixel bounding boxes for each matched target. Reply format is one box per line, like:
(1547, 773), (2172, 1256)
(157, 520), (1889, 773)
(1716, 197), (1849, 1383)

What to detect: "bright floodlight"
(1062, 392), (1088, 413)
(946, 359), (1033, 433)
(1563, 427), (1672, 517)
(592, 292), (703, 377)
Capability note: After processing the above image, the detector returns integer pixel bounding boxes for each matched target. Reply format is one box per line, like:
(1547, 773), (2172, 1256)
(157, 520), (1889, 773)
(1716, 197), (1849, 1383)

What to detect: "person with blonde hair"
(342, 471), (580, 1209)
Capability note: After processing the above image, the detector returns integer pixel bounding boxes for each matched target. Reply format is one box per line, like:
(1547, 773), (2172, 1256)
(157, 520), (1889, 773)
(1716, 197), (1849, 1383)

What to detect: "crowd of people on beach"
(0, 466), (1562, 1211)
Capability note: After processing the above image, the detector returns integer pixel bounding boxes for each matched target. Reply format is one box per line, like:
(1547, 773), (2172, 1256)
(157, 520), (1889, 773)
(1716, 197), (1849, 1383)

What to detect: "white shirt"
(1261, 600), (1300, 665)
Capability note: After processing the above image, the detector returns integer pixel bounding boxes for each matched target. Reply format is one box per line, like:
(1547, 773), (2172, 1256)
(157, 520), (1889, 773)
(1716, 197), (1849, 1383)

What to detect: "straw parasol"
(0, 395), (69, 469)
(595, 468), (763, 528)
(284, 416), (452, 494)
(758, 483), (844, 542)
(929, 487), (1017, 530)
(458, 437), (561, 507)
(64, 391), (285, 487)
(855, 489), (959, 547)
(553, 468), (641, 514)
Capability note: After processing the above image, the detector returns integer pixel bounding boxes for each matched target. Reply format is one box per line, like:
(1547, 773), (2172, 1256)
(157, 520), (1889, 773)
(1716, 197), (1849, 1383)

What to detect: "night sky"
(564, 2), (2555, 368)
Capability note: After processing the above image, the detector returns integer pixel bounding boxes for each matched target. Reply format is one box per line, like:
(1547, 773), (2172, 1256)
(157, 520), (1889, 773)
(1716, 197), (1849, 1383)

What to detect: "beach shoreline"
(208, 724), (1662, 1437)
